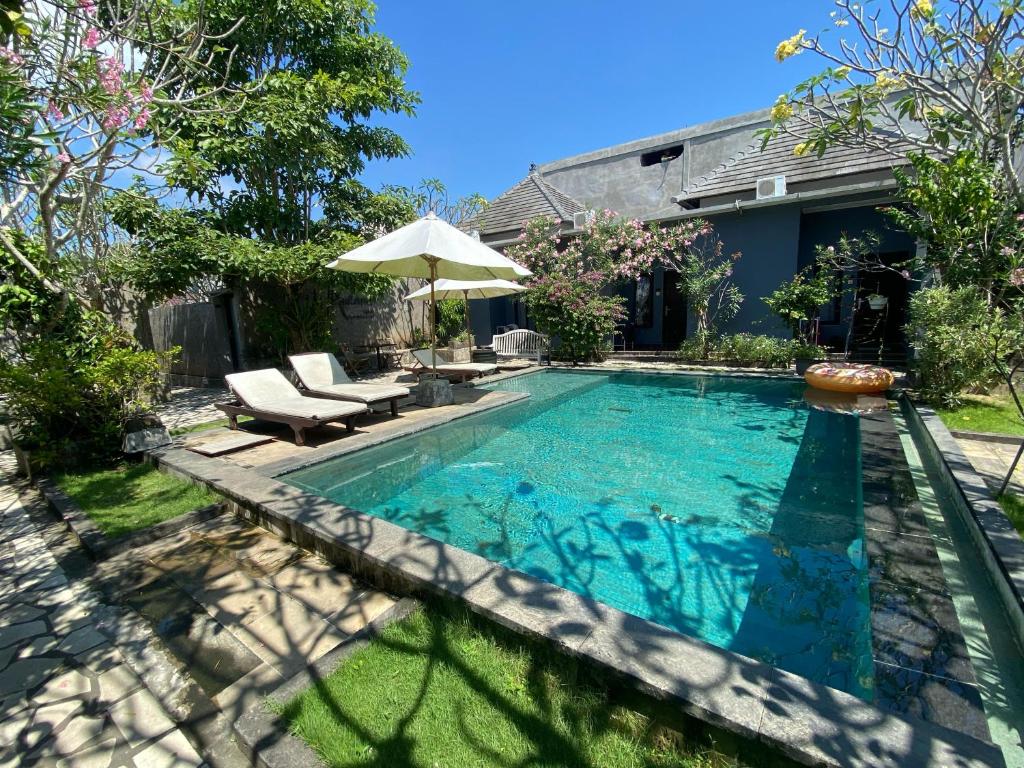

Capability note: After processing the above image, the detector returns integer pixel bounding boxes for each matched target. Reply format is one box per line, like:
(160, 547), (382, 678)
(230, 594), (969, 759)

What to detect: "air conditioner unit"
(572, 210), (595, 229)
(755, 175), (787, 200)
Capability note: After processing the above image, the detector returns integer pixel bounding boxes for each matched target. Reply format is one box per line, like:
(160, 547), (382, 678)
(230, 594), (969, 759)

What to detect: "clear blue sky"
(358, 0), (832, 203)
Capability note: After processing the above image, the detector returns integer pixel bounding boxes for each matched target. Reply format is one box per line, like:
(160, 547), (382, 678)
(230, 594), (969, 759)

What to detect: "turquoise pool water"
(285, 370), (872, 697)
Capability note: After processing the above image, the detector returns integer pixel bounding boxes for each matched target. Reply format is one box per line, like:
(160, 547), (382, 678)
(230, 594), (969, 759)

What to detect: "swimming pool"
(284, 370), (873, 697)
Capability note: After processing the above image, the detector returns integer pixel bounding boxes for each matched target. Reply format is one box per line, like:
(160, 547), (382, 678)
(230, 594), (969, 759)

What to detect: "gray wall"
(149, 302), (235, 380)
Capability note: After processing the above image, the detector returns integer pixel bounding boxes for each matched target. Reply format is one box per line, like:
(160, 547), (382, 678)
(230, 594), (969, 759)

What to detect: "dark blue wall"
(711, 204), (801, 338)
(472, 196), (914, 350)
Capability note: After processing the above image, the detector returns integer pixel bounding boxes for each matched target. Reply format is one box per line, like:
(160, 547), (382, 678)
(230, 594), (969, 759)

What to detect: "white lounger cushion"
(225, 369), (365, 420)
(412, 348), (497, 374)
(289, 353), (410, 403)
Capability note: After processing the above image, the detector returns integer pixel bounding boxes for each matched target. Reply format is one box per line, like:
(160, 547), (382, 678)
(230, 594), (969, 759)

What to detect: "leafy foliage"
(678, 334), (824, 368)
(907, 285), (1019, 407)
(0, 231), (170, 466)
(764, 261), (840, 340)
(435, 298), (467, 345)
(885, 150), (1024, 288)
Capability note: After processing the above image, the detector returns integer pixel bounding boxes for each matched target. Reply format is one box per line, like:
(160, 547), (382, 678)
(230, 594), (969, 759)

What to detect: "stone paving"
(92, 511), (397, 724)
(0, 460), (205, 768)
(956, 435), (1024, 496)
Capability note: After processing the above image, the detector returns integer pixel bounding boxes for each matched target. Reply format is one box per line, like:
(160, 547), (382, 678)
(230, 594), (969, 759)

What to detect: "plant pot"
(13, 443), (37, 481)
(867, 296), (888, 310)
(795, 358), (825, 375)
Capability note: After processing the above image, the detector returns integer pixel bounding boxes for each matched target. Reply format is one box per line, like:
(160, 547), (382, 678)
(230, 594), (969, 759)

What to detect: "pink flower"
(99, 57), (123, 94)
(83, 27), (101, 48)
(102, 103), (129, 129)
(79, 0), (97, 15)
(1000, 246), (1015, 257)
(1011, 268), (1024, 287)
(901, 269), (911, 279)
(56, 151), (70, 163)
(133, 107), (151, 131)
(46, 101), (64, 120)
(139, 81), (154, 103)
(0, 48), (24, 66)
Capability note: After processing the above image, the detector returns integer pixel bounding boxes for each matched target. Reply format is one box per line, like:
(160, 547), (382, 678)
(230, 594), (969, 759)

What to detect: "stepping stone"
(186, 432), (274, 456)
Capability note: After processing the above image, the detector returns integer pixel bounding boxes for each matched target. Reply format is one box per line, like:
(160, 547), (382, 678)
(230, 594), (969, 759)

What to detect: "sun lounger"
(410, 348), (497, 380)
(289, 353), (410, 417)
(217, 369), (368, 446)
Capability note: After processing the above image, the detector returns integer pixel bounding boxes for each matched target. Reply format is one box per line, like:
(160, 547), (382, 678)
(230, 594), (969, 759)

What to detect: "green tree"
(764, 0), (1024, 203)
(116, 0), (421, 358)
(764, 259), (840, 341)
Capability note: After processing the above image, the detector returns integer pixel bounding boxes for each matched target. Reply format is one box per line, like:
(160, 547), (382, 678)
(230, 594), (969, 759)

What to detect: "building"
(465, 106), (918, 359)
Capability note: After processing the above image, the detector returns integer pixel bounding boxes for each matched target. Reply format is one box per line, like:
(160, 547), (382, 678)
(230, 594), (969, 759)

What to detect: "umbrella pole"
(463, 289), (472, 346)
(429, 260), (438, 375)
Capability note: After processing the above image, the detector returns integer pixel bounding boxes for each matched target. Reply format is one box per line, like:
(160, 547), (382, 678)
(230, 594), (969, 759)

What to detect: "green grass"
(278, 604), (736, 768)
(998, 492), (1024, 537)
(54, 462), (219, 538)
(169, 415), (252, 436)
(936, 394), (1024, 436)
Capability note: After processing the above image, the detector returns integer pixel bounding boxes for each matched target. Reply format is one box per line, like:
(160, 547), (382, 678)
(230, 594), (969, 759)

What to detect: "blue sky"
(358, 0), (833, 203)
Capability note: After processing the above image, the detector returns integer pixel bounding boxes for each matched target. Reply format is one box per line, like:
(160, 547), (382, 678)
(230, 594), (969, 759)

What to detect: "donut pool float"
(804, 362), (894, 394)
(803, 387), (888, 415)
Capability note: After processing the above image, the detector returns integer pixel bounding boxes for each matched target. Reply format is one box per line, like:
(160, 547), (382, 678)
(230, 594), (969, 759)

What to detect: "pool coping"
(255, 388), (531, 477)
(903, 399), (1024, 647)
(232, 597), (420, 768)
(148, 379), (1005, 768)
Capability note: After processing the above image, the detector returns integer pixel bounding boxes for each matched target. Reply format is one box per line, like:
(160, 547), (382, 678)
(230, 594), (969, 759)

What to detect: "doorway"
(662, 271), (686, 349)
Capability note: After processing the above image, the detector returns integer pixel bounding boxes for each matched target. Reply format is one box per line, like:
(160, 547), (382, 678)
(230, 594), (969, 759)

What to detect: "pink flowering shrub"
(508, 211), (741, 362)
(508, 216), (626, 364)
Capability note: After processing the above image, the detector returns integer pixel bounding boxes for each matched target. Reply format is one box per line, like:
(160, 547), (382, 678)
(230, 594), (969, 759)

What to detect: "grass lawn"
(936, 394), (1024, 436)
(54, 462), (219, 538)
(279, 604), (735, 768)
(169, 415), (252, 436)
(998, 493), (1024, 537)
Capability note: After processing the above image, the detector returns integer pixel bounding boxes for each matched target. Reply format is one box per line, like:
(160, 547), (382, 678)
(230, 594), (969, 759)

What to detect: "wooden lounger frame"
(215, 401), (360, 446)
(299, 388), (402, 418)
(403, 364), (484, 383)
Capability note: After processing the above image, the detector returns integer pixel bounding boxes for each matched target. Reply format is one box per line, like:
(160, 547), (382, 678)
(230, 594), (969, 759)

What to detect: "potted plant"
(793, 342), (828, 375)
(867, 293), (888, 310)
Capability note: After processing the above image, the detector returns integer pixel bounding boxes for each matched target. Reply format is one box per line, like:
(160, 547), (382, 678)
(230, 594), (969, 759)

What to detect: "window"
(635, 275), (653, 328)
(640, 144), (684, 167)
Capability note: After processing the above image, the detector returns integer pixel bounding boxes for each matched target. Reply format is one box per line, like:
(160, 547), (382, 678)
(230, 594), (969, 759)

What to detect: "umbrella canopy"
(404, 279), (528, 344)
(327, 213), (531, 375)
(403, 278), (527, 302)
(327, 212), (531, 281)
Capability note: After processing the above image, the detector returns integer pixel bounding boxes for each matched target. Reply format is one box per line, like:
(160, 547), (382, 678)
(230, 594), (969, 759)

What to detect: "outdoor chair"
(409, 348), (497, 380)
(340, 344), (373, 376)
(289, 352), (410, 418)
(217, 368), (368, 446)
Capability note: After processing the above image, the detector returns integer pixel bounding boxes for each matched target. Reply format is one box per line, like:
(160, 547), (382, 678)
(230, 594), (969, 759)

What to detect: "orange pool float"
(804, 362), (894, 394)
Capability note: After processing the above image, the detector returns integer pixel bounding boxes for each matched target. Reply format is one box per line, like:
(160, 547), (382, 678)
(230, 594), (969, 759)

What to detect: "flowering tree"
(0, 0), (247, 307)
(763, 0), (1024, 202)
(507, 210), (740, 362)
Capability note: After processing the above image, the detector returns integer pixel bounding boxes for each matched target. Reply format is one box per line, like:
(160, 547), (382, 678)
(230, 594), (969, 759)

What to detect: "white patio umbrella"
(327, 213), (531, 375)
(403, 278), (528, 342)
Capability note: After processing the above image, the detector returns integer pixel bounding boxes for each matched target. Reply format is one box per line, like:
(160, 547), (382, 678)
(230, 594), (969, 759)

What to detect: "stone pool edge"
(903, 398), (1024, 645)
(148, 442), (1004, 768)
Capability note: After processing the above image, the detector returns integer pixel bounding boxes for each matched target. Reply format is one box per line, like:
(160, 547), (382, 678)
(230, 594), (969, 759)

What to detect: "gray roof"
(676, 132), (905, 205)
(464, 170), (586, 235)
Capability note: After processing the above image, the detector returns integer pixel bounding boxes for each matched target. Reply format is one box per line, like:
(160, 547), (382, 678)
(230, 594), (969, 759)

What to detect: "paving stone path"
(0, 461), (205, 767)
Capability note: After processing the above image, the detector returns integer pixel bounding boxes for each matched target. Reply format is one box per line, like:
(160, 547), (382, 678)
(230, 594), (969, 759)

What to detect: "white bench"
(492, 329), (548, 364)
